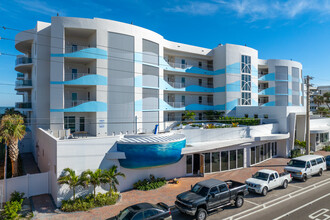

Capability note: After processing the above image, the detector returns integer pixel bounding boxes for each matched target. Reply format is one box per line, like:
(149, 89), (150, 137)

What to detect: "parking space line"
(273, 192), (330, 220)
(244, 200), (259, 206)
(288, 184), (302, 189)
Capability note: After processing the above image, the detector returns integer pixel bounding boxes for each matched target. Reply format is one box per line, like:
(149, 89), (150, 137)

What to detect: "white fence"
(0, 172), (49, 202)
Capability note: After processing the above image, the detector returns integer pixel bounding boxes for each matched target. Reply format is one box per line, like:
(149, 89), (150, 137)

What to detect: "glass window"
(117, 208), (135, 220)
(241, 74), (251, 91)
(275, 172), (278, 178)
(221, 151), (228, 171)
(210, 186), (219, 194)
(267, 143), (271, 159)
(241, 55), (251, 73)
(256, 146), (260, 163)
(199, 96), (202, 104)
(186, 155), (192, 174)
(311, 160), (317, 166)
(251, 147), (256, 165)
(230, 150), (237, 169)
(316, 158), (323, 164)
(204, 153), (211, 173)
(241, 92), (251, 105)
(237, 149), (244, 168)
(212, 152), (220, 172)
(219, 184), (228, 192)
(260, 145), (264, 161)
(132, 212), (143, 220)
(199, 79), (202, 86)
(64, 116), (75, 133)
(143, 209), (158, 218)
(263, 144), (267, 160)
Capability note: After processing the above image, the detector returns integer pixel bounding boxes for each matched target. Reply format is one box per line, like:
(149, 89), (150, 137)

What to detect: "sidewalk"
(33, 151), (330, 220)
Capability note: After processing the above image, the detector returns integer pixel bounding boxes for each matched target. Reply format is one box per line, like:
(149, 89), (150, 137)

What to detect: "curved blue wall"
(117, 139), (186, 169)
(51, 75), (107, 85)
(51, 48), (108, 59)
(50, 101), (107, 112)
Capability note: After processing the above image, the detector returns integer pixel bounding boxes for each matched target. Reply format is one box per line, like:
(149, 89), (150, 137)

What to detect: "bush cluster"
(322, 146), (330, 152)
(290, 149), (304, 158)
(133, 174), (167, 191)
(294, 139), (306, 149)
(61, 192), (119, 212)
(0, 191), (26, 219)
(218, 116), (260, 126)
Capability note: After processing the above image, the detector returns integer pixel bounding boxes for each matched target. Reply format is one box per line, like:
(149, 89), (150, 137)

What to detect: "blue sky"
(0, 0), (329, 106)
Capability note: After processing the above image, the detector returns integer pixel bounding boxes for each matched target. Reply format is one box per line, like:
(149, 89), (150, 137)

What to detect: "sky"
(0, 0), (329, 106)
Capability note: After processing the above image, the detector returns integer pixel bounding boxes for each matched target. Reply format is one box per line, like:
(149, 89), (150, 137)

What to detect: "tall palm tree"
(313, 95), (324, 109)
(323, 92), (330, 109)
(102, 165), (125, 195)
(183, 110), (195, 122)
(82, 169), (103, 201)
(57, 168), (85, 200)
(0, 114), (26, 177)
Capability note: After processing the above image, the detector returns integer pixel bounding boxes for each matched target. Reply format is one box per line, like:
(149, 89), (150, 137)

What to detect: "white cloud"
(14, 0), (63, 16)
(164, 1), (220, 15)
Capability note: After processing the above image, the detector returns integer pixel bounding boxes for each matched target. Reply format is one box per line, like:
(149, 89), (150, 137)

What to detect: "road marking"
(273, 193), (330, 220)
(244, 200), (259, 206)
(288, 184), (302, 189)
(223, 177), (330, 220)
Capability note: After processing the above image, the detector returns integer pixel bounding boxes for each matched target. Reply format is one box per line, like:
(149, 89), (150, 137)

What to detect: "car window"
(306, 162), (311, 168)
(287, 160), (306, 168)
(275, 173), (278, 178)
(132, 212), (143, 220)
(191, 184), (209, 197)
(253, 172), (269, 181)
(269, 174), (275, 180)
(118, 208), (135, 220)
(316, 158), (323, 164)
(219, 184), (228, 192)
(144, 209), (158, 218)
(210, 186), (220, 194)
(311, 160), (317, 166)
(326, 156), (330, 162)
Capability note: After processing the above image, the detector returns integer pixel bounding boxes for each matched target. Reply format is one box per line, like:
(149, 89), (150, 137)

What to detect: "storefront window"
(186, 155), (192, 174)
(230, 150), (237, 169)
(221, 151), (228, 171)
(251, 147), (256, 165)
(212, 152), (220, 172)
(204, 153), (211, 173)
(256, 146), (260, 163)
(237, 149), (244, 168)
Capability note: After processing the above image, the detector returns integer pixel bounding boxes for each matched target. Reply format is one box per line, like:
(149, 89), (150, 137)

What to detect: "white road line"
(273, 192), (330, 220)
(288, 184), (303, 189)
(244, 200), (259, 206)
(223, 177), (330, 220)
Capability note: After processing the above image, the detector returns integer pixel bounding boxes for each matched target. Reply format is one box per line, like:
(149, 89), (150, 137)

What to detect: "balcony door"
(72, 93), (77, 106)
(72, 69), (78, 80)
(79, 117), (85, 132)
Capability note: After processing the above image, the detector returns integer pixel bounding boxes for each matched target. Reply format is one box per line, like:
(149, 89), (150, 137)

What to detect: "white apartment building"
(14, 17), (329, 206)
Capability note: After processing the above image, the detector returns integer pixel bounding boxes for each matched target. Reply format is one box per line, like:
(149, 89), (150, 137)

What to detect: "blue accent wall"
(50, 101), (107, 112)
(262, 101), (275, 106)
(259, 87), (275, 95)
(226, 81), (241, 92)
(118, 139), (186, 169)
(51, 75), (107, 85)
(51, 48), (108, 59)
(259, 73), (275, 81)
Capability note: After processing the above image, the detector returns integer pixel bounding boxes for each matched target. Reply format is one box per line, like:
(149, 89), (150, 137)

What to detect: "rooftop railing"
(165, 60), (213, 71)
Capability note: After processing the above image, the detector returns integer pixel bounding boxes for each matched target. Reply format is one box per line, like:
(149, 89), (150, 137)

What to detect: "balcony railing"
(168, 102), (185, 108)
(65, 45), (91, 53)
(65, 99), (95, 108)
(16, 57), (32, 66)
(17, 73), (24, 78)
(15, 102), (32, 109)
(166, 60), (213, 71)
(16, 80), (32, 87)
(168, 82), (186, 88)
(65, 73), (96, 81)
(258, 87), (268, 92)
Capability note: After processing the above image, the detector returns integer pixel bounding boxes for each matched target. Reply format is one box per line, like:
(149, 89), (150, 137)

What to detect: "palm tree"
(57, 168), (85, 200)
(102, 165), (125, 195)
(0, 114), (26, 177)
(82, 169), (103, 201)
(313, 95), (324, 109)
(182, 110), (195, 122)
(323, 92), (330, 109)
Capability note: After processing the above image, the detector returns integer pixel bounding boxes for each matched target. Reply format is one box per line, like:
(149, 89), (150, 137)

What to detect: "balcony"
(168, 102), (186, 108)
(17, 73), (24, 79)
(15, 29), (34, 54)
(15, 80), (32, 90)
(65, 99), (95, 108)
(15, 102), (32, 109)
(168, 82), (186, 89)
(16, 57), (33, 66)
(65, 72), (95, 81)
(167, 62), (213, 71)
(15, 56), (33, 72)
(65, 45), (91, 54)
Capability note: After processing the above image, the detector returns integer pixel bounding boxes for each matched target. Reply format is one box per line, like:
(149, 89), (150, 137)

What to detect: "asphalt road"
(171, 170), (330, 220)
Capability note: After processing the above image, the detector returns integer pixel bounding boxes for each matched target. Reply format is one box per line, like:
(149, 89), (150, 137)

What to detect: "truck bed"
(225, 180), (246, 189)
(279, 172), (290, 177)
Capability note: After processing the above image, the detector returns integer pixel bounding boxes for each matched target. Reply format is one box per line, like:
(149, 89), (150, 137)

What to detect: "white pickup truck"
(245, 169), (292, 196)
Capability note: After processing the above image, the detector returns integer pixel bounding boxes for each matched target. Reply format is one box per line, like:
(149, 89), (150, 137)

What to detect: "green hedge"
(61, 192), (119, 212)
(133, 174), (167, 191)
(290, 149), (304, 158)
(294, 139), (306, 149)
(322, 146), (330, 152)
(218, 117), (260, 126)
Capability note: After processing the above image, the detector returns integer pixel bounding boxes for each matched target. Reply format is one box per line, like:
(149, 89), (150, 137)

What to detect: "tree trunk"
(8, 141), (19, 177)
(94, 186), (96, 202)
(73, 187), (75, 200)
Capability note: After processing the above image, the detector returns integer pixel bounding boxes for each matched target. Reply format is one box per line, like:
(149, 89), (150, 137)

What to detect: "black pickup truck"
(175, 179), (248, 220)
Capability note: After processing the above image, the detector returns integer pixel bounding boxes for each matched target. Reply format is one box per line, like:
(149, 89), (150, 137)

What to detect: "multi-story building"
(14, 17), (320, 206)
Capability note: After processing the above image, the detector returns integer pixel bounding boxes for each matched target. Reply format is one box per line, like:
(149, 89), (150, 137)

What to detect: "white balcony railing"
(168, 82), (186, 88)
(167, 102), (185, 108)
(65, 73), (96, 81)
(65, 99), (94, 108)
(65, 45), (91, 53)
(166, 60), (213, 71)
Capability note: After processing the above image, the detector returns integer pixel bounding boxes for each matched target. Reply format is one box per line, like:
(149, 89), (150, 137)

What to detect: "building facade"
(14, 17), (310, 206)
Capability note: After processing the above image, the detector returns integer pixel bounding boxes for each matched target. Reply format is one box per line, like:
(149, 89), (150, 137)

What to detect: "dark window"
(254, 114), (258, 119)
(264, 114), (268, 119)
(132, 212), (143, 220)
(311, 160), (317, 166)
(64, 116), (75, 133)
(199, 79), (202, 86)
(316, 158), (324, 164)
(199, 113), (202, 120)
(199, 61), (202, 67)
(204, 153), (211, 173)
(275, 172), (278, 178)
(143, 209), (158, 218)
(230, 150), (237, 169)
(210, 186), (220, 194)
(256, 146), (260, 163)
(237, 149), (244, 168)
(221, 151), (228, 171)
(199, 96), (202, 104)
(186, 155), (192, 174)
(219, 184), (228, 192)
(269, 174), (275, 181)
(245, 114), (249, 118)
(251, 147), (256, 165)
(212, 152), (220, 172)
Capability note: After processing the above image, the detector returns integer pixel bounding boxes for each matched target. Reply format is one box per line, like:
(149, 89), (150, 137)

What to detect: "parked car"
(110, 202), (172, 220)
(326, 155), (330, 170)
(175, 179), (248, 220)
(245, 169), (292, 196)
(284, 155), (326, 182)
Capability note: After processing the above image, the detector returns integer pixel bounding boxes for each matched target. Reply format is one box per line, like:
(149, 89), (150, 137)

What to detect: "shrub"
(61, 192), (119, 212)
(1, 199), (23, 219)
(294, 139), (306, 149)
(322, 146), (330, 152)
(10, 191), (25, 203)
(133, 174), (167, 191)
(218, 116), (260, 126)
(290, 149), (304, 158)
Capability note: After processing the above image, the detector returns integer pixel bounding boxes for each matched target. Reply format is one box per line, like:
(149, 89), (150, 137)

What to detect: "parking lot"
(171, 170), (330, 220)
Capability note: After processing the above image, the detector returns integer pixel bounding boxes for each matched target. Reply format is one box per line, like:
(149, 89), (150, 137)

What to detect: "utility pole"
(2, 144), (7, 207)
(305, 76), (313, 155)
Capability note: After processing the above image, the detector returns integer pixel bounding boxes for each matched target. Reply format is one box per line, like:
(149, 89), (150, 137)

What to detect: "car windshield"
(252, 172), (269, 181)
(117, 208), (135, 220)
(287, 160), (306, 168)
(326, 156), (330, 161)
(191, 184), (209, 197)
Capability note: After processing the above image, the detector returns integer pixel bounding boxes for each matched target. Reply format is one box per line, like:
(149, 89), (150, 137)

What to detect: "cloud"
(165, 0), (330, 21)
(164, 1), (220, 15)
(14, 0), (64, 16)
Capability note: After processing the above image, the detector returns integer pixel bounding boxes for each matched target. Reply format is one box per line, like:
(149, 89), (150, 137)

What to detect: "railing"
(65, 99), (95, 108)
(206, 102), (214, 106)
(17, 73), (24, 78)
(65, 73), (96, 81)
(167, 82), (186, 88)
(258, 72), (268, 78)
(65, 45), (91, 53)
(16, 80), (32, 87)
(206, 83), (214, 88)
(166, 61), (213, 71)
(167, 101), (185, 108)
(258, 87), (268, 92)
(16, 57), (32, 66)
(15, 102), (32, 109)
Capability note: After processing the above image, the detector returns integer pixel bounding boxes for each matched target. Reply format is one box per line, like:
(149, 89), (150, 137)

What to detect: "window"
(219, 184), (227, 192)
(241, 75), (251, 91)
(64, 116), (75, 133)
(210, 186), (219, 194)
(256, 146), (260, 163)
(241, 55), (251, 73)
(186, 155), (192, 174)
(316, 158), (324, 164)
(311, 160), (317, 166)
(221, 151), (228, 171)
(237, 149), (244, 168)
(71, 44), (77, 52)
(204, 153), (211, 173)
(181, 96), (185, 105)
(181, 77), (185, 86)
(254, 114), (258, 119)
(241, 92), (251, 105)
(269, 174), (275, 181)
(79, 117), (85, 132)
(230, 150), (237, 169)
(199, 79), (202, 86)
(72, 69), (78, 80)
(199, 113), (202, 120)
(199, 96), (202, 104)
(144, 209), (158, 218)
(275, 172), (278, 178)
(264, 114), (268, 119)
(132, 212), (143, 220)
(199, 61), (202, 67)
(251, 147), (256, 165)
(245, 114), (249, 118)
(212, 152), (220, 172)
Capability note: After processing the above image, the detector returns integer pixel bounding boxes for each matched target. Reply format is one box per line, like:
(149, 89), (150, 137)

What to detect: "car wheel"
(196, 208), (207, 220)
(235, 195), (244, 208)
(302, 174), (307, 182)
(318, 169), (323, 176)
(262, 187), (268, 196)
(282, 180), (288, 189)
